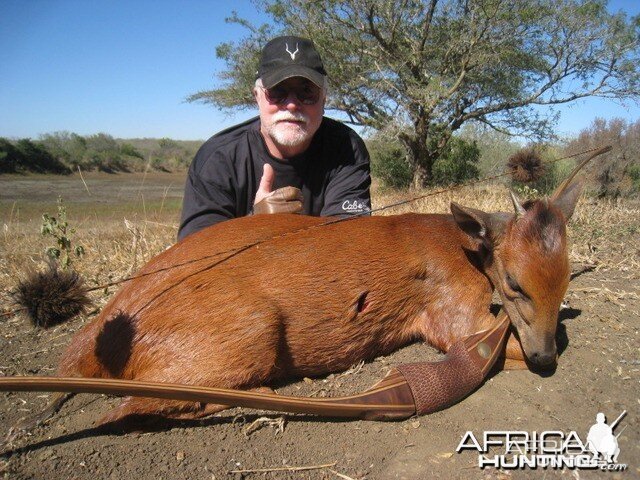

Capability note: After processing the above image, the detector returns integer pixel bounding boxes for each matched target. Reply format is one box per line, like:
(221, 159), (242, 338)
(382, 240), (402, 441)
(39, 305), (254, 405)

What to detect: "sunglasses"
(259, 83), (321, 105)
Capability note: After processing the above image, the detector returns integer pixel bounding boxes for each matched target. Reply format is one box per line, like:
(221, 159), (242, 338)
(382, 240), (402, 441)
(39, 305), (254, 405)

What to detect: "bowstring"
(3, 144), (608, 317)
(83, 144), (611, 292)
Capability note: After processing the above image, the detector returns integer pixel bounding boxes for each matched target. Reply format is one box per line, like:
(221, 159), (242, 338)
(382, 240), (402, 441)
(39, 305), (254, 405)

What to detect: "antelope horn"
(0, 313), (510, 421)
(551, 145), (612, 202)
(509, 191), (526, 218)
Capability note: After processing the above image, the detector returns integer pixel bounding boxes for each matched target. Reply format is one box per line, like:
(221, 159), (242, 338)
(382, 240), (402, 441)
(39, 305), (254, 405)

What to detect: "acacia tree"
(189, 0), (640, 187)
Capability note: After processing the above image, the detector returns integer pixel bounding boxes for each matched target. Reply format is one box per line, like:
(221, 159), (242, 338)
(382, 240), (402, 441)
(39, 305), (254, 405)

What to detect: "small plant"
(41, 197), (85, 270)
(512, 184), (540, 200)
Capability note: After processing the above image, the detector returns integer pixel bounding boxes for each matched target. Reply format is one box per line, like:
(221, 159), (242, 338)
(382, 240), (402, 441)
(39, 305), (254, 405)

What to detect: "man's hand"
(254, 163), (276, 205)
(253, 164), (304, 215)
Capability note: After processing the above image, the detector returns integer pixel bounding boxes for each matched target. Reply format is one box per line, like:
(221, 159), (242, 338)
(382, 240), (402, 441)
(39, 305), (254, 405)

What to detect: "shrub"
(431, 137), (480, 186)
(369, 133), (481, 189)
(14, 139), (70, 174)
(0, 132), (200, 175)
(368, 136), (413, 189)
(0, 138), (20, 173)
(628, 164), (640, 193)
(120, 143), (144, 159)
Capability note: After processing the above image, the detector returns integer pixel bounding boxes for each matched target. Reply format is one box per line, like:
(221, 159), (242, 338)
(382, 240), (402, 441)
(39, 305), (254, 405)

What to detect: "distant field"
(0, 171), (187, 227)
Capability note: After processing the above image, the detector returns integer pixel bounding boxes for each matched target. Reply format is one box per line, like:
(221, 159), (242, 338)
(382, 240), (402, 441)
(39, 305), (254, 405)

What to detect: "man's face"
(254, 77), (325, 155)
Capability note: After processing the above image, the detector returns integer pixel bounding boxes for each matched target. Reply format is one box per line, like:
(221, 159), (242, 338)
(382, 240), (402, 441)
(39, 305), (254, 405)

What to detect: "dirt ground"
(0, 173), (638, 479)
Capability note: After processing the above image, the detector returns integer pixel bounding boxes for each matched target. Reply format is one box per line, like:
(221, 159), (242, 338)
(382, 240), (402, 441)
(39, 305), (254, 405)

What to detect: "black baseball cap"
(257, 36), (327, 89)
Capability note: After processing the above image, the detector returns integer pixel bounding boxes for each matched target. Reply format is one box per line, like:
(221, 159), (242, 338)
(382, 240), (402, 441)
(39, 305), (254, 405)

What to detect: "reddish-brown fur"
(57, 186), (581, 425)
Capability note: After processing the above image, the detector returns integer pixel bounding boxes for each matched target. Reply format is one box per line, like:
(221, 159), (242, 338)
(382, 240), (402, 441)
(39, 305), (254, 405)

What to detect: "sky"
(1, 0), (639, 142)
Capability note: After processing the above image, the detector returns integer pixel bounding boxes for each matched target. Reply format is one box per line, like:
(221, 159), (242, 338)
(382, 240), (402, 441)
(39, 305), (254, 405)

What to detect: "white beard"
(266, 111), (311, 147)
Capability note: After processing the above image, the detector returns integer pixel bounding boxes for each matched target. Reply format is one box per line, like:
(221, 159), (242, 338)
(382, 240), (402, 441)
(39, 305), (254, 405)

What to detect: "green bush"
(369, 138), (413, 189)
(150, 157), (172, 172)
(628, 164), (640, 193)
(87, 151), (130, 173)
(1, 138), (71, 174)
(369, 134), (480, 189)
(120, 143), (144, 159)
(0, 138), (20, 173)
(431, 137), (480, 186)
(0, 133), (200, 175)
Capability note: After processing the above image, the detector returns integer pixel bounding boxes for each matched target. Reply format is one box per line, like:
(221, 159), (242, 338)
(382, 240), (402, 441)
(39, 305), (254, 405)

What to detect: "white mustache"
(272, 111), (309, 124)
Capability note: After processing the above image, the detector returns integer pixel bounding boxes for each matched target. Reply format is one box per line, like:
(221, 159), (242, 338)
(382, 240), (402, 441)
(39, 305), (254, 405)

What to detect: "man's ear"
(450, 202), (509, 248)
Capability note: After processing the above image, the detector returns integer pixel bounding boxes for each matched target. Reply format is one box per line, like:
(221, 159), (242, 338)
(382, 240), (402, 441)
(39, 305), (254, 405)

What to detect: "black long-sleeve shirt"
(178, 116), (371, 240)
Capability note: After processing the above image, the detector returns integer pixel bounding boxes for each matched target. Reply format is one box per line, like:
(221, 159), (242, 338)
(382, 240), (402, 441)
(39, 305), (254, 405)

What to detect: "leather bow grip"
(396, 313), (510, 415)
(253, 187), (304, 215)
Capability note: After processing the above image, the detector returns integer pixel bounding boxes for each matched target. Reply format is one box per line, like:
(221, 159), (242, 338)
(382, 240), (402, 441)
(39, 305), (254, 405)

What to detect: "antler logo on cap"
(285, 42), (299, 60)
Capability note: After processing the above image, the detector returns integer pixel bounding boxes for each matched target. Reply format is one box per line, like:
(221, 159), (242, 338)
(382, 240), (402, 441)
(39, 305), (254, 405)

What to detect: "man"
(586, 413), (618, 462)
(178, 35), (371, 240)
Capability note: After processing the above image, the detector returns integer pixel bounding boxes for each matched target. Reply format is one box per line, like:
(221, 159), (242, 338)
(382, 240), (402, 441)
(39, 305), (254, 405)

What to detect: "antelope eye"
(506, 273), (524, 295)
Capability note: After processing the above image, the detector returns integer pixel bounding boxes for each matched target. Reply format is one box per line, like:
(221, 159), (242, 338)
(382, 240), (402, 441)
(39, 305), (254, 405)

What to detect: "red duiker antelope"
(27, 168), (582, 427)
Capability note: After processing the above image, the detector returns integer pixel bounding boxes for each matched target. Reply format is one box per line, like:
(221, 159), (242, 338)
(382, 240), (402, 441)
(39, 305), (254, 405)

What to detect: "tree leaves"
(190, 0), (640, 186)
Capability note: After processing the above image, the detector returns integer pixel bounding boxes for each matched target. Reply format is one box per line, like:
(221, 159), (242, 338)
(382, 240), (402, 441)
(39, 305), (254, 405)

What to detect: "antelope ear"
(450, 203), (509, 248)
(551, 179), (584, 221)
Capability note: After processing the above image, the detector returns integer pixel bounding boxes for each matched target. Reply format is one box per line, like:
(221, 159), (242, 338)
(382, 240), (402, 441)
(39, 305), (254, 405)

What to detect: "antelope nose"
(530, 347), (557, 368)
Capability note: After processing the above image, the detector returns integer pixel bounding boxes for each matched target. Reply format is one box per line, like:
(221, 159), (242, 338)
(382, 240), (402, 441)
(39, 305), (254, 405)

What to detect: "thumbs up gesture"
(253, 164), (304, 215)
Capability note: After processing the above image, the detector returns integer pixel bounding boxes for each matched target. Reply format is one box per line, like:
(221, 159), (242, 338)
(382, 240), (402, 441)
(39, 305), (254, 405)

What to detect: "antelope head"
(451, 177), (585, 368)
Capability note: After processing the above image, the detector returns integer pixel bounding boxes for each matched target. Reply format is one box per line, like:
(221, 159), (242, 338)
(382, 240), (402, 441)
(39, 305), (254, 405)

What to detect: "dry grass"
(0, 172), (183, 315)
(373, 183), (640, 278)
(1, 175), (639, 318)
(568, 197), (640, 274)
(0, 219), (177, 317)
